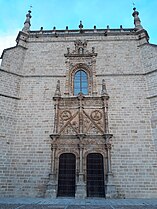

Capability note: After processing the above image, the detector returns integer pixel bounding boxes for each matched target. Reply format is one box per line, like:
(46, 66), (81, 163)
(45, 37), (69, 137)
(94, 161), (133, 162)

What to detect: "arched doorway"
(87, 153), (105, 197)
(57, 153), (76, 197)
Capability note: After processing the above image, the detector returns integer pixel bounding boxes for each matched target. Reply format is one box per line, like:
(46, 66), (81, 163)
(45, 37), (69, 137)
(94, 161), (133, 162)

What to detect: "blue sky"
(0, 0), (157, 57)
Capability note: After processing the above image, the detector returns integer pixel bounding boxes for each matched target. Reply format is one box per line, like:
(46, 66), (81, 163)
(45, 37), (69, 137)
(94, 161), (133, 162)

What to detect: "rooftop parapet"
(16, 26), (149, 45)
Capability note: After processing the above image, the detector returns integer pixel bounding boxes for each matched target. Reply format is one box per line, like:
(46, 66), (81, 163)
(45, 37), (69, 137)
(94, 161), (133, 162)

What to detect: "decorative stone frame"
(83, 150), (108, 183)
(64, 40), (98, 96)
(55, 151), (79, 189)
(55, 150), (80, 176)
(70, 63), (92, 95)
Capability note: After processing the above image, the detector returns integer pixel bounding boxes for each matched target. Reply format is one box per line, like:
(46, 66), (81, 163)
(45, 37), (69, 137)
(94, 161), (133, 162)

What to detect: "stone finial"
(67, 47), (70, 54)
(132, 7), (143, 30)
(94, 25), (97, 32)
(120, 25), (124, 32)
(101, 79), (108, 96)
(106, 25), (110, 32)
(65, 26), (69, 33)
(39, 27), (43, 34)
(79, 21), (83, 32)
(22, 10), (32, 32)
(54, 80), (61, 97)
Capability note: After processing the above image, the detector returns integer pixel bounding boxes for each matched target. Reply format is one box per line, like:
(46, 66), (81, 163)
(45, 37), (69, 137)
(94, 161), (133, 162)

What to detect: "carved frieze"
(53, 94), (109, 136)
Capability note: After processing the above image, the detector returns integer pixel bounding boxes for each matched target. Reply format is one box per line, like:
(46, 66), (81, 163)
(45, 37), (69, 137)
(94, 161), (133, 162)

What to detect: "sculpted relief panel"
(53, 95), (108, 136)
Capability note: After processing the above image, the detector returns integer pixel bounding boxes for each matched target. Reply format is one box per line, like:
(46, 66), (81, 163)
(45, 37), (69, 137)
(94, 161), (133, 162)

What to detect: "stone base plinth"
(75, 174), (86, 199)
(105, 172), (118, 199)
(45, 174), (57, 198)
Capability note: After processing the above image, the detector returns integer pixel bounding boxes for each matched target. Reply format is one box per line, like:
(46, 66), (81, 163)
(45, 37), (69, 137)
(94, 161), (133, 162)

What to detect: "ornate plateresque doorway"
(45, 40), (117, 199)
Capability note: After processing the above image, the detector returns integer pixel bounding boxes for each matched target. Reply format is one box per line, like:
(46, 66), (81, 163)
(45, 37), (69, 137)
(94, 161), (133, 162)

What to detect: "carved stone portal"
(45, 79), (118, 198)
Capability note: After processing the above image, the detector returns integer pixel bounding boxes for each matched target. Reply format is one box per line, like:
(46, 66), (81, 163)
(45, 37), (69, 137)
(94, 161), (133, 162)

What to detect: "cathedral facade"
(0, 8), (157, 198)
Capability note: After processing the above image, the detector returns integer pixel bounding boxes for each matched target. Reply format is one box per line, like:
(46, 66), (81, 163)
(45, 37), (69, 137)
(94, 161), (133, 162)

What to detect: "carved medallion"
(91, 110), (102, 121)
(60, 110), (71, 121)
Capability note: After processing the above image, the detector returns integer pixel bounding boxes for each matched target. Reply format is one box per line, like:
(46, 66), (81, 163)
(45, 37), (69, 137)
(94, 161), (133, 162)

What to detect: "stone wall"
(0, 70), (21, 98)
(11, 77), (56, 197)
(106, 75), (157, 198)
(0, 96), (18, 196)
(0, 58), (21, 196)
(140, 44), (157, 149)
(20, 35), (143, 76)
(1, 46), (26, 75)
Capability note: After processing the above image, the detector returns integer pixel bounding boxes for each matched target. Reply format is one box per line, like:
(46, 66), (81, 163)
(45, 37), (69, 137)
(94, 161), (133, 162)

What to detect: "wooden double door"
(57, 153), (105, 197)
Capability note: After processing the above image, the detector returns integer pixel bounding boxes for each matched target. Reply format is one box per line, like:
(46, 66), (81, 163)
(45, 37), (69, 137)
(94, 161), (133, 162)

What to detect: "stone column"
(75, 136), (86, 198)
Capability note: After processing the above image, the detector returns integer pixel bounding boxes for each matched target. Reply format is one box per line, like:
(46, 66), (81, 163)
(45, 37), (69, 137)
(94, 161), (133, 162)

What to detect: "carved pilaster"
(91, 57), (97, 95)
(101, 80), (109, 133)
(105, 142), (112, 173)
(77, 93), (84, 134)
(105, 100), (109, 133)
(65, 58), (70, 95)
(104, 134), (118, 198)
(51, 144), (57, 174)
(75, 135), (86, 199)
(102, 100), (109, 134)
(53, 80), (61, 134)
(45, 135), (59, 198)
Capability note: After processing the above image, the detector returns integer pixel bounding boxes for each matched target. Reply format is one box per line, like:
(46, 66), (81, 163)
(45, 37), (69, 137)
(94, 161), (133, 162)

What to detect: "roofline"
(29, 27), (136, 36)
(24, 28), (149, 41)
(0, 28), (150, 59)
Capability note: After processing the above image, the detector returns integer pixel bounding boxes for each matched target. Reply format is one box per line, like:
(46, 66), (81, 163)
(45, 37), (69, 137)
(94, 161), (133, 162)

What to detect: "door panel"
(87, 153), (105, 197)
(58, 153), (76, 197)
